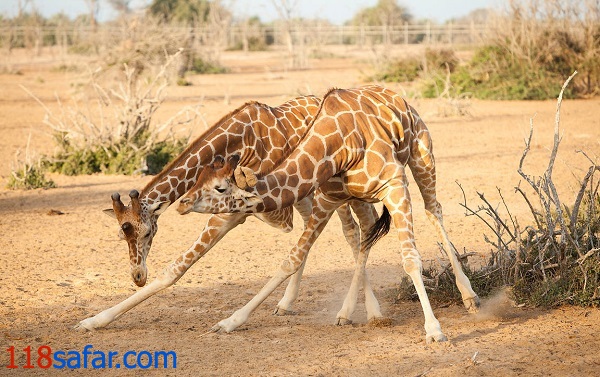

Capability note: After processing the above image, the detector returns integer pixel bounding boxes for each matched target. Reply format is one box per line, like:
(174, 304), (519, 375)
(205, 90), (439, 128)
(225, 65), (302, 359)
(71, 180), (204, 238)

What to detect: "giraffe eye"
(215, 186), (227, 194)
(121, 222), (134, 236)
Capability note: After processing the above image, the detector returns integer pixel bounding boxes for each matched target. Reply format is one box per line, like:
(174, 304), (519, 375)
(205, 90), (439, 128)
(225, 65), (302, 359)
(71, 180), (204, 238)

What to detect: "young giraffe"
(178, 85), (480, 342)
(75, 95), (382, 331)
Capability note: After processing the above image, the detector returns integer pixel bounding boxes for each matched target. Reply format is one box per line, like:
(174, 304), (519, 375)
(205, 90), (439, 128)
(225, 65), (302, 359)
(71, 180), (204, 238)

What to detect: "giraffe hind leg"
(409, 122), (480, 312)
(425, 204), (480, 312)
(335, 201), (383, 325)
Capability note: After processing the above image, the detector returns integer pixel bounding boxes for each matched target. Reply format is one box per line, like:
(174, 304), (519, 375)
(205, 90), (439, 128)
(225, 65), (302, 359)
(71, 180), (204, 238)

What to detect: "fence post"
(360, 23), (365, 48)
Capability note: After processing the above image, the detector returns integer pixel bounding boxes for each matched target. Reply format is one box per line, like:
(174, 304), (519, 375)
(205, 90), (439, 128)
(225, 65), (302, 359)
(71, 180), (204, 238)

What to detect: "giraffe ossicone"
(234, 164), (258, 189)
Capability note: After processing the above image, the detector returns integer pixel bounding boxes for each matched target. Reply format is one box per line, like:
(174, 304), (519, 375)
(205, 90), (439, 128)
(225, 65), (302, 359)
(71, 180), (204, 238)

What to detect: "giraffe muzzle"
(176, 198), (194, 215)
(131, 265), (147, 287)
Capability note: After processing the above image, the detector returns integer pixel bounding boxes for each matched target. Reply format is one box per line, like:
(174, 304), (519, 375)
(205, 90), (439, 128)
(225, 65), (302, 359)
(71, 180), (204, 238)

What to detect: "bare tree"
(17, 0), (34, 17)
(85, 0), (99, 30)
(107, 0), (132, 18)
(271, 0), (308, 69)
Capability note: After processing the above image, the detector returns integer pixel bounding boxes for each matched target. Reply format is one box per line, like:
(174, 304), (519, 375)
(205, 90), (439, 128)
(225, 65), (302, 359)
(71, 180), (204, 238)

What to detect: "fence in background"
(0, 22), (487, 53)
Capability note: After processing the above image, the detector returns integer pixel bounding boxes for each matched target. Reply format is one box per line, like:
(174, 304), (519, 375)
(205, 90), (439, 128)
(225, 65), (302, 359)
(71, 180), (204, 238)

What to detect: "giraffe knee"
(402, 258), (422, 275)
(425, 201), (442, 216)
(280, 258), (304, 276)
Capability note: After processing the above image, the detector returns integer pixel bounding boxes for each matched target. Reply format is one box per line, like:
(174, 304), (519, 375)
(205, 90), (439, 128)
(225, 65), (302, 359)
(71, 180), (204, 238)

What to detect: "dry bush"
(445, 0), (600, 100)
(372, 48), (471, 117)
(21, 50), (202, 176)
(459, 72), (600, 307)
(393, 73), (599, 308)
(372, 48), (459, 83)
(99, 17), (190, 81)
(487, 0), (600, 96)
(424, 65), (472, 118)
(417, 0), (600, 100)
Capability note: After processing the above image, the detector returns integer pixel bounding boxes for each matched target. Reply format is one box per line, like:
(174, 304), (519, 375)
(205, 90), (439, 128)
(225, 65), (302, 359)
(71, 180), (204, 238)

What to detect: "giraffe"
(177, 85), (480, 343)
(75, 95), (382, 331)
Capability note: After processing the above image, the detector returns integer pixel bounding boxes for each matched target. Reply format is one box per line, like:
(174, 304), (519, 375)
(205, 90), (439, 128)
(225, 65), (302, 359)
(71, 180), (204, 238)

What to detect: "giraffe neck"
(251, 125), (351, 212)
(244, 85), (410, 213)
(141, 97), (319, 209)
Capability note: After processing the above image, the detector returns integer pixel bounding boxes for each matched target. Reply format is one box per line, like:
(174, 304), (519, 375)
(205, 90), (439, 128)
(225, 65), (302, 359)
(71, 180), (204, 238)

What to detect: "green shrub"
(423, 48), (459, 73)
(177, 77), (192, 86)
(190, 57), (228, 74)
(371, 57), (421, 82)
(7, 163), (55, 190)
(46, 134), (187, 176)
(372, 48), (458, 83)
(145, 139), (188, 175)
(423, 45), (574, 100)
(512, 256), (600, 308)
(228, 36), (268, 52)
(421, 0), (600, 100)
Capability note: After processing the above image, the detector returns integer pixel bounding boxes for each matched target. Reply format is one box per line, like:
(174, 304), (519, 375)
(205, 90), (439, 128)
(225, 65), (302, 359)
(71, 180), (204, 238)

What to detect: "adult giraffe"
(177, 85), (480, 343)
(76, 95), (382, 331)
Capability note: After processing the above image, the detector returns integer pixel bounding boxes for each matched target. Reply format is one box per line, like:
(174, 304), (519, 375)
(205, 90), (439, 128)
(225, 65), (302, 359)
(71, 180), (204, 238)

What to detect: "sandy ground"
(1, 47), (600, 376)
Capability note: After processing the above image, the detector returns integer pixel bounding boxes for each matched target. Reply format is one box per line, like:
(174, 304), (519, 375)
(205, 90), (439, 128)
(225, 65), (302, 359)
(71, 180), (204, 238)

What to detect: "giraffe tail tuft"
(362, 206), (391, 250)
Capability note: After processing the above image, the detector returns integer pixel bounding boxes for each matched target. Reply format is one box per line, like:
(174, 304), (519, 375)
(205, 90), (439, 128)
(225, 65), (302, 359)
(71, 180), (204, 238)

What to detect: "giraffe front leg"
(75, 272), (176, 331)
(75, 213), (248, 331)
(272, 196), (314, 316)
(212, 204), (336, 333)
(213, 269), (293, 332)
(403, 256), (447, 343)
(408, 124), (480, 313)
(273, 258), (306, 316)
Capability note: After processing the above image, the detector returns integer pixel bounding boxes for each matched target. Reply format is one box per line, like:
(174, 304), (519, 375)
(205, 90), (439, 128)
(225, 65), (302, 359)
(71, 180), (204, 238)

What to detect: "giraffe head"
(177, 155), (263, 215)
(103, 190), (170, 287)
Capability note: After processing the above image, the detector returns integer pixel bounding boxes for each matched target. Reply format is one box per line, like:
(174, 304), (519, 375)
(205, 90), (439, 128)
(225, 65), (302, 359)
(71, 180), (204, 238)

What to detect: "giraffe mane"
(252, 88), (340, 181)
(140, 100), (270, 197)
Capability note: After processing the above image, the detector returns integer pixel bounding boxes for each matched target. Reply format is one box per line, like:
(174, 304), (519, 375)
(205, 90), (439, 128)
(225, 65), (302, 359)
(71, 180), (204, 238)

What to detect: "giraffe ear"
(234, 166), (248, 189)
(241, 167), (257, 187)
(148, 201), (170, 216)
(103, 208), (117, 219)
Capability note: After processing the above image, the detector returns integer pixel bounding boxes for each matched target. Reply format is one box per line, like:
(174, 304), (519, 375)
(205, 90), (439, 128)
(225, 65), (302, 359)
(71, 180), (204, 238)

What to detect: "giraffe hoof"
(73, 323), (92, 332)
(335, 318), (353, 326)
(273, 307), (297, 316)
(426, 332), (448, 344)
(74, 318), (96, 332)
(463, 295), (481, 313)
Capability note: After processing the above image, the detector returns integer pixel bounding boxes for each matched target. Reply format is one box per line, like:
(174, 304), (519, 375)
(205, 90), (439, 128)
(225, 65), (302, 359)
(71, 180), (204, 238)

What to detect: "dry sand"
(1, 48), (599, 376)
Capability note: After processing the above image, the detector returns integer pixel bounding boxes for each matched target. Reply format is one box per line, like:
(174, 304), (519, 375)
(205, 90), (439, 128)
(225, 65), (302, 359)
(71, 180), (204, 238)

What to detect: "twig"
(457, 181), (512, 250)
(477, 190), (516, 243)
(514, 183), (543, 229)
(577, 248), (600, 265)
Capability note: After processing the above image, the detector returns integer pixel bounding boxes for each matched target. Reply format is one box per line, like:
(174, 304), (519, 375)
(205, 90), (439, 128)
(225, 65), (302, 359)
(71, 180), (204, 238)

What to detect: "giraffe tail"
(362, 206), (391, 250)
